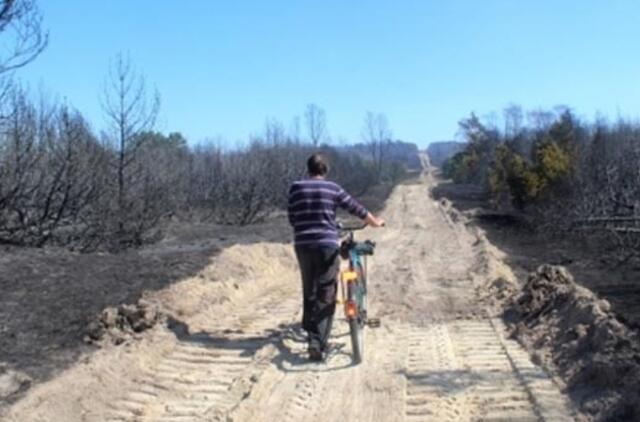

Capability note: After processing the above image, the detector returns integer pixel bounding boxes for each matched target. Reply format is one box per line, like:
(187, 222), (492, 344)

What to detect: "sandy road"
(6, 155), (576, 422)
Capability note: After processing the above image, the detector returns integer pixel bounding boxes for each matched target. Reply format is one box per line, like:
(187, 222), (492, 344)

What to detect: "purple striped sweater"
(287, 178), (368, 247)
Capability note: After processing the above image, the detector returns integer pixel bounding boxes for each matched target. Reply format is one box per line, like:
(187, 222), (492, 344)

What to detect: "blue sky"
(16, 1), (640, 148)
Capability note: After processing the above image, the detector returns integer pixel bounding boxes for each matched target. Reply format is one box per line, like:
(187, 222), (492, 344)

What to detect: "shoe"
(308, 348), (324, 362)
(323, 342), (341, 359)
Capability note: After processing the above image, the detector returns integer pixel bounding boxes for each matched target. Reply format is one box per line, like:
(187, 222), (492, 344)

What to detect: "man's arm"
(336, 187), (385, 227)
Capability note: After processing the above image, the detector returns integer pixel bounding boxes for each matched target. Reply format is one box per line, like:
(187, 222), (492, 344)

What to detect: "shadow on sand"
(168, 318), (356, 373)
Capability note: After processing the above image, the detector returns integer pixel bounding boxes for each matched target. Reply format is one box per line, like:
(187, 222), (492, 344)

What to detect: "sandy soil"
(433, 178), (640, 333)
(434, 174), (640, 421)
(0, 222), (289, 408)
(2, 154), (577, 421)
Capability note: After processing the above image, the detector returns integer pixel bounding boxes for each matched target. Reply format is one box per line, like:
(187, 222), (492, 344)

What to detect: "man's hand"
(364, 212), (385, 228)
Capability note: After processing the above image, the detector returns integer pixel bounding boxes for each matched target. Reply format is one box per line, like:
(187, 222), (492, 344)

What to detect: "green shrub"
(489, 145), (542, 209)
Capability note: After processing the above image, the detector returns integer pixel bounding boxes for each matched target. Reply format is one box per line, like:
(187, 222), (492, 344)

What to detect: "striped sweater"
(287, 178), (368, 247)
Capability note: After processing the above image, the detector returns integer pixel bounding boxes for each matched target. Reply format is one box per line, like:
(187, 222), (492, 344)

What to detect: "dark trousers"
(294, 245), (340, 352)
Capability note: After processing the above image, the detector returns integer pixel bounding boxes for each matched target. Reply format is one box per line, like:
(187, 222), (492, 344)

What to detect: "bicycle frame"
(337, 224), (375, 363)
(338, 226), (371, 322)
(340, 248), (366, 320)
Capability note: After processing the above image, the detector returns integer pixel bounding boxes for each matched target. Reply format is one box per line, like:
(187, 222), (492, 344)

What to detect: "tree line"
(443, 105), (640, 262)
(0, 1), (416, 252)
(0, 79), (412, 251)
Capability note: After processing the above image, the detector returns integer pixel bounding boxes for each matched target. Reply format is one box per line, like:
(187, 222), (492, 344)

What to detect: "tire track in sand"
(404, 322), (470, 422)
(401, 317), (575, 422)
(105, 290), (300, 422)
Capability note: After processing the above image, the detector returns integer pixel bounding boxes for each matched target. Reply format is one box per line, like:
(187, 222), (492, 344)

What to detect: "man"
(287, 152), (385, 361)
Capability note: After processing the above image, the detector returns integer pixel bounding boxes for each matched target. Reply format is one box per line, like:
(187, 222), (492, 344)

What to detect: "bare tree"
(0, 88), (103, 247)
(526, 109), (555, 133)
(264, 117), (285, 145)
(289, 115), (301, 143)
(362, 111), (391, 182)
(0, 0), (47, 74)
(0, 88), (39, 243)
(187, 141), (224, 220)
(0, 1), (47, 118)
(100, 53), (161, 247)
(102, 53), (159, 209)
(304, 103), (327, 146)
(503, 104), (523, 138)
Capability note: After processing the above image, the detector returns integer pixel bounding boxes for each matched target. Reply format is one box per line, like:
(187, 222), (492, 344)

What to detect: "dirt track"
(5, 154), (577, 421)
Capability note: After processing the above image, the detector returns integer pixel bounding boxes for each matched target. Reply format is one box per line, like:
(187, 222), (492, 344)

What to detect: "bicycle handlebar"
(338, 223), (368, 231)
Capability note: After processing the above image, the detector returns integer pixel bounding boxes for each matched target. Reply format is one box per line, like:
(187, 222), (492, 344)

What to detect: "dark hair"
(307, 152), (329, 176)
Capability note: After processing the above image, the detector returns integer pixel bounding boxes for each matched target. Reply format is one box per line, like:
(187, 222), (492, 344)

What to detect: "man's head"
(307, 152), (329, 177)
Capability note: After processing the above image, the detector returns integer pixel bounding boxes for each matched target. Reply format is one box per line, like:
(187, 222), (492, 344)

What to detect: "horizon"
(15, 1), (640, 148)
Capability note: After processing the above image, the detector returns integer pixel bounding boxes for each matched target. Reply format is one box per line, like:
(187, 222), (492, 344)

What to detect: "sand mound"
(0, 365), (31, 404)
(85, 300), (161, 344)
(506, 265), (640, 421)
(84, 243), (295, 344)
(463, 224), (519, 308)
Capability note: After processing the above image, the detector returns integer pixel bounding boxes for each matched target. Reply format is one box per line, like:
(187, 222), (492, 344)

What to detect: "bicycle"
(338, 224), (380, 364)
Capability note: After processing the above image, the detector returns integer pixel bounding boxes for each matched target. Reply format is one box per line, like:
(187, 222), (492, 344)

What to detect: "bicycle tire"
(348, 275), (365, 364)
(349, 317), (363, 363)
(357, 262), (368, 322)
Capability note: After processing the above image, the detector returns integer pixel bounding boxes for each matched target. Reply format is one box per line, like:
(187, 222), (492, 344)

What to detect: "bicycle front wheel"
(347, 279), (365, 364)
(349, 317), (363, 364)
